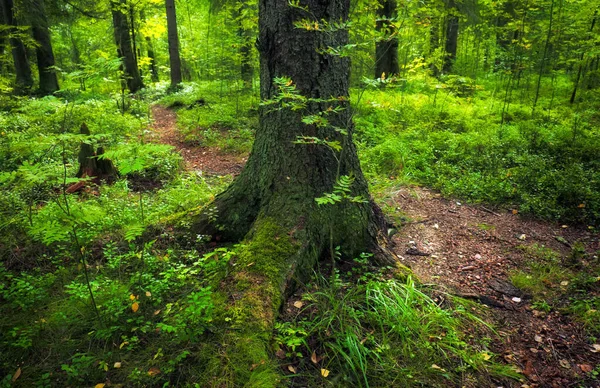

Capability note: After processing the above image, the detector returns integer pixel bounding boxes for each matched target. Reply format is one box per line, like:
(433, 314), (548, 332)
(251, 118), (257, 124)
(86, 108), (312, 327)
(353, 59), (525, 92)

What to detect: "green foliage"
(276, 273), (520, 387)
(353, 78), (600, 225)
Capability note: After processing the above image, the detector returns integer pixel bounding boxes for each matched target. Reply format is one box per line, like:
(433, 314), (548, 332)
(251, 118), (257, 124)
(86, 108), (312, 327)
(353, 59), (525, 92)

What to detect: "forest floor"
(149, 104), (600, 387)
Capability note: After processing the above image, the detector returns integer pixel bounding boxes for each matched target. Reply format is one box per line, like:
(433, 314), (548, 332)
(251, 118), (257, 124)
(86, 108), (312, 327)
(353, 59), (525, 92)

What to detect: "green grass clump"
(276, 273), (520, 387)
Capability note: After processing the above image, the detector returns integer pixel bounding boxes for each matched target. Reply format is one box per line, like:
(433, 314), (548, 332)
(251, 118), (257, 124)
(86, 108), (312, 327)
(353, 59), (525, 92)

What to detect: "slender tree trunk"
(443, 0), (459, 74)
(429, 14), (440, 76)
(146, 37), (159, 82)
(532, 0), (554, 115)
(30, 0), (59, 95)
(570, 9), (597, 104)
(375, 0), (399, 78)
(111, 0), (143, 93)
(186, 0), (402, 383)
(165, 0), (182, 87)
(235, 1), (254, 88)
(0, 0), (33, 93)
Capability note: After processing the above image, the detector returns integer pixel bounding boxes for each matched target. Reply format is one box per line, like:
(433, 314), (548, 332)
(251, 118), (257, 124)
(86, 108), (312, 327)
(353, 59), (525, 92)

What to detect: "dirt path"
(389, 186), (600, 387)
(149, 105), (599, 386)
(150, 105), (246, 176)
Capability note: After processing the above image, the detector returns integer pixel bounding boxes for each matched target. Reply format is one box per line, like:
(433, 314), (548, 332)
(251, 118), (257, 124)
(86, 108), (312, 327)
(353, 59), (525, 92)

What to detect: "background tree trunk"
(0, 0), (33, 93)
(165, 0), (182, 88)
(111, 0), (143, 93)
(443, 1), (459, 74)
(30, 0), (59, 95)
(375, 0), (400, 78)
(235, 1), (254, 88)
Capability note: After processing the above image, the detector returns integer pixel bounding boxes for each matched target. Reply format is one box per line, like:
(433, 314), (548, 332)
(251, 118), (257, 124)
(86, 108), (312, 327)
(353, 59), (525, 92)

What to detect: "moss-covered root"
(204, 217), (303, 387)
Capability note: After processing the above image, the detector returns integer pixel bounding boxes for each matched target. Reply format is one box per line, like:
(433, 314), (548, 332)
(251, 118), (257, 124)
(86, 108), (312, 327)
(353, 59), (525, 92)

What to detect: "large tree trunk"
(111, 0), (143, 93)
(375, 0), (399, 78)
(0, 0), (33, 93)
(186, 0), (402, 384)
(165, 0), (182, 88)
(30, 0), (59, 95)
(443, 0), (459, 74)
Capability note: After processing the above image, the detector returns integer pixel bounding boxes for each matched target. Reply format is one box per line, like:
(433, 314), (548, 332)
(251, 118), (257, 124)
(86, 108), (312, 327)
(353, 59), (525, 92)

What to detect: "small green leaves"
(315, 175), (367, 206)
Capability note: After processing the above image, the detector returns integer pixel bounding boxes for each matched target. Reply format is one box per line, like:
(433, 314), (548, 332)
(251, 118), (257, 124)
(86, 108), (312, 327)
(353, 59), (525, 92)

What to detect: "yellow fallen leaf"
(287, 365), (297, 373)
(431, 364), (446, 372)
(129, 294), (136, 301)
(145, 291), (152, 297)
(321, 368), (330, 377)
(94, 384), (105, 388)
(293, 301), (303, 309)
(153, 309), (161, 316)
(512, 209), (518, 215)
(131, 302), (139, 313)
(578, 203), (586, 208)
(481, 352), (492, 361)
(11, 367), (21, 382)
(148, 367), (161, 376)
(114, 362), (122, 369)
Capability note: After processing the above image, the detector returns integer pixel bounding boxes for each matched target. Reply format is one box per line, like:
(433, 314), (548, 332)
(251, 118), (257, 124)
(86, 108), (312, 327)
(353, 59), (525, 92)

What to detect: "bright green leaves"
(315, 175), (367, 206)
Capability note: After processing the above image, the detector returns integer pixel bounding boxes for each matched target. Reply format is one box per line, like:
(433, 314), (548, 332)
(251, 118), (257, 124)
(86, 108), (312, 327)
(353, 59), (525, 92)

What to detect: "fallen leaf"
(114, 362), (122, 369)
(481, 352), (492, 361)
(578, 203), (585, 208)
(131, 302), (139, 313)
(145, 291), (151, 297)
(512, 297), (522, 303)
(321, 368), (330, 377)
(250, 360), (266, 371)
(512, 209), (518, 214)
(523, 360), (534, 377)
(275, 349), (286, 359)
(148, 367), (161, 376)
(518, 234), (527, 240)
(559, 359), (571, 369)
(579, 364), (593, 373)
(311, 351), (318, 364)
(129, 294), (136, 301)
(94, 384), (105, 388)
(11, 368), (21, 382)
(431, 364), (446, 372)
(153, 309), (161, 316)
(591, 344), (600, 353)
(293, 301), (303, 309)
(287, 365), (297, 373)
(560, 281), (569, 286)
(534, 335), (543, 343)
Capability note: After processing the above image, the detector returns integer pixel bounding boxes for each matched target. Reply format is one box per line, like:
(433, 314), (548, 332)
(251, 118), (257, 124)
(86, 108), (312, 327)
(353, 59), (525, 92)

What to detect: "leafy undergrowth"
(159, 82), (257, 154)
(354, 74), (600, 226)
(276, 259), (521, 387)
(510, 243), (600, 335)
(1, 78), (599, 386)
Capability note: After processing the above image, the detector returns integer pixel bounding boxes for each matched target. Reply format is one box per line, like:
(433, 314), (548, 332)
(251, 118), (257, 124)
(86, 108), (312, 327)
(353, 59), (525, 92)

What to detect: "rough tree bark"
(111, 0), (143, 93)
(165, 0), (182, 88)
(443, 0), (459, 74)
(0, 0), (33, 93)
(30, 0), (59, 95)
(375, 0), (399, 78)
(186, 0), (403, 384)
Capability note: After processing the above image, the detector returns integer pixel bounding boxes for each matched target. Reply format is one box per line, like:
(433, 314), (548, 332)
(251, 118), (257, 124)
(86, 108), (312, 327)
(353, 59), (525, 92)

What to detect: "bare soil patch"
(149, 105), (246, 176)
(389, 186), (600, 387)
